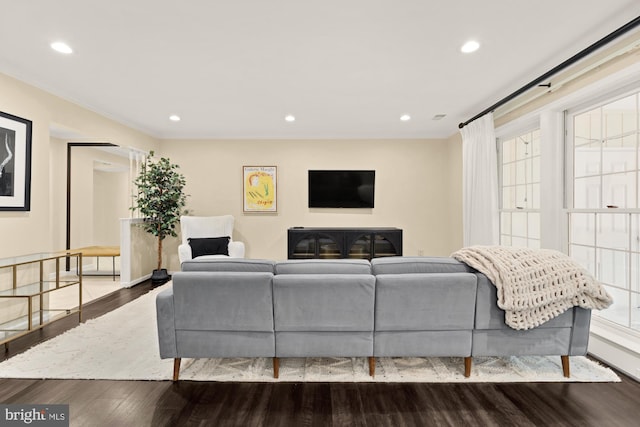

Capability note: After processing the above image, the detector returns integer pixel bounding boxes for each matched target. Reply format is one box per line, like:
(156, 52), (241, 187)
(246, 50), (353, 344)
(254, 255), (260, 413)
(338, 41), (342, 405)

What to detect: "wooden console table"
(0, 252), (83, 346)
(70, 245), (120, 281)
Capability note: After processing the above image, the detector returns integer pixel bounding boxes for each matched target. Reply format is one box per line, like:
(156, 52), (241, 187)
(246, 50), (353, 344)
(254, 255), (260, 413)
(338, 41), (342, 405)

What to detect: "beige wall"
(0, 70), (466, 272)
(160, 138), (463, 270)
(0, 72), (158, 259)
(94, 168), (129, 246)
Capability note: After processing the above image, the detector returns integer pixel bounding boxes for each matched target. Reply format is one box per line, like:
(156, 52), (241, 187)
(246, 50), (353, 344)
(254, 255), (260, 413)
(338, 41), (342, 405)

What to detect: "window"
(568, 91), (640, 331)
(498, 129), (541, 248)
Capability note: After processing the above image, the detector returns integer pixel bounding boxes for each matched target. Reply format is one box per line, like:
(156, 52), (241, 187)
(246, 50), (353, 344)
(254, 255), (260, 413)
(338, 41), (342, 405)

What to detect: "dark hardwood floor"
(2, 282), (640, 427)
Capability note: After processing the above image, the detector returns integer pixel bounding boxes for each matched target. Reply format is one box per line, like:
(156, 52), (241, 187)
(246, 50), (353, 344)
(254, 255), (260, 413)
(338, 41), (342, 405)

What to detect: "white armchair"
(178, 215), (246, 264)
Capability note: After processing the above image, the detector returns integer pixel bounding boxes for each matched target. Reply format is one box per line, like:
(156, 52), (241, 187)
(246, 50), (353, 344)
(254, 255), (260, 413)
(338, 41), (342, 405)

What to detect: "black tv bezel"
(307, 169), (375, 209)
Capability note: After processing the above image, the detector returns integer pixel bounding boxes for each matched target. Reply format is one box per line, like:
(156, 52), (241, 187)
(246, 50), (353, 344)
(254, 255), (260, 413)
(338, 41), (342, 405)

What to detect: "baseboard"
(121, 273), (152, 288)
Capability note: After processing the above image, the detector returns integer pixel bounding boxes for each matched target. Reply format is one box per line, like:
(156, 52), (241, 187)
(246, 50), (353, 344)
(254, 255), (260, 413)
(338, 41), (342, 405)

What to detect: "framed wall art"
(0, 111), (32, 211)
(243, 166), (277, 213)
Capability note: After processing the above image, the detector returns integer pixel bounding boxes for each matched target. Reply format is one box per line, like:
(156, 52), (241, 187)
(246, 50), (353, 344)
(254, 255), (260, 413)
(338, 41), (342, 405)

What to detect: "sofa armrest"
(229, 241), (245, 258)
(178, 244), (193, 264)
(156, 288), (178, 359)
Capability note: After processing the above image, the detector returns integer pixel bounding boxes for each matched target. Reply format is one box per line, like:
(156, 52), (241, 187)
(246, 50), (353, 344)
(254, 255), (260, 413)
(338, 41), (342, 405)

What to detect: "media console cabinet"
(287, 227), (402, 260)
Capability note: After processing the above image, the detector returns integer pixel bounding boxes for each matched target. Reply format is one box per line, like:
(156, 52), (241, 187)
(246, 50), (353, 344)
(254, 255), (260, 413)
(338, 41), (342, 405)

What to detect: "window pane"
(604, 94), (637, 137)
(531, 130), (541, 156)
(597, 248), (628, 289)
(528, 212), (540, 240)
(527, 239), (540, 249)
(503, 186), (516, 209)
(597, 213), (629, 250)
(515, 160), (526, 185)
(503, 163), (515, 186)
(515, 185), (527, 209)
(512, 212), (527, 238)
(571, 244), (596, 276)
(571, 213), (595, 246)
(602, 172), (636, 209)
(574, 108), (601, 143)
(511, 236), (528, 247)
(574, 146), (601, 177)
(531, 183), (540, 209)
(629, 252), (640, 293)
(574, 176), (601, 208)
(630, 214), (640, 253)
(501, 212), (511, 235)
(602, 137), (636, 174)
(503, 138), (515, 163)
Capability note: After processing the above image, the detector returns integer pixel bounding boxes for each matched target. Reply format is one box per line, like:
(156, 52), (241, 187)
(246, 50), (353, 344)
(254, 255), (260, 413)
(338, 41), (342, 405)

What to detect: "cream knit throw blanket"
(451, 246), (613, 330)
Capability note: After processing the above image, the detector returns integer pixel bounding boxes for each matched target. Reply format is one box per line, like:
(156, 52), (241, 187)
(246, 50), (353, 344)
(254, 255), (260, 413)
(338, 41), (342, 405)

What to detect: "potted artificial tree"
(132, 151), (187, 285)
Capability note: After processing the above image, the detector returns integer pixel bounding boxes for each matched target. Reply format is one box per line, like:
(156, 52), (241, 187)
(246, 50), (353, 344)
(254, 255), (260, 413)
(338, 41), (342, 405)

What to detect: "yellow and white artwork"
(243, 166), (277, 212)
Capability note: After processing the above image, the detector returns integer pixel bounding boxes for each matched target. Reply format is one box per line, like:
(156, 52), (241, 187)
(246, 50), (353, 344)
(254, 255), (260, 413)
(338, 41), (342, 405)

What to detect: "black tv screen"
(308, 170), (375, 208)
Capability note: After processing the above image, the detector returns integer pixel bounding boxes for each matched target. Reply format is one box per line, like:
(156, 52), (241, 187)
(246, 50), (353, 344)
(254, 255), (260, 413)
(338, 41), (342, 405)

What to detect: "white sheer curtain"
(460, 113), (499, 247)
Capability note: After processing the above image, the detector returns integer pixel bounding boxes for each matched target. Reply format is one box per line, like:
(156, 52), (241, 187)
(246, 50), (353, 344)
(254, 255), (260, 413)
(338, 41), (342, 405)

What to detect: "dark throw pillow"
(188, 236), (230, 258)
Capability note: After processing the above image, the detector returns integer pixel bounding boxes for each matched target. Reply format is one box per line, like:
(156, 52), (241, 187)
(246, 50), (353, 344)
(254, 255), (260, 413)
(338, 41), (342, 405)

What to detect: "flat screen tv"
(308, 170), (375, 208)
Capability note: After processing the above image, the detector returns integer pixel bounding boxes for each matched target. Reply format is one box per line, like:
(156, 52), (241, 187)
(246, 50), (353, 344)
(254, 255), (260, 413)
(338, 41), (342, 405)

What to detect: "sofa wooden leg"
(464, 356), (472, 378)
(369, 357), (375, 377)
(173, 358), (181, 382)
(561, 355), (570, 378)
(273, 357), (279, 379)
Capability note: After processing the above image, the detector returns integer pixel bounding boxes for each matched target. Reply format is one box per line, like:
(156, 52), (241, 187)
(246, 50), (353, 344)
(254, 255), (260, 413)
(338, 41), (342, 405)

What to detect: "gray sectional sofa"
(156, 257), (591, 381)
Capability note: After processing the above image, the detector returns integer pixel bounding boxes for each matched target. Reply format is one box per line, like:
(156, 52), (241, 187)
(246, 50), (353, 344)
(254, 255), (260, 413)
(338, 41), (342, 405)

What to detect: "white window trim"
(494, 60), (640, 381)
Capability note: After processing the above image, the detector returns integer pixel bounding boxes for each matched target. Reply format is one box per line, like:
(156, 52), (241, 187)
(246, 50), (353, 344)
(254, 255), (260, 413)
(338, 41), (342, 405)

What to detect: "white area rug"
(0, 283), (620, 383)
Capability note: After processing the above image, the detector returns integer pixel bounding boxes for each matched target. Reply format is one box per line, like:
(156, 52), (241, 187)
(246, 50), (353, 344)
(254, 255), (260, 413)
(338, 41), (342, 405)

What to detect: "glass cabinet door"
(318, 234), (342, 259)
(292, 235), (316, 259)
(348, 235), (372, 259)
(373, 235), (397, 257)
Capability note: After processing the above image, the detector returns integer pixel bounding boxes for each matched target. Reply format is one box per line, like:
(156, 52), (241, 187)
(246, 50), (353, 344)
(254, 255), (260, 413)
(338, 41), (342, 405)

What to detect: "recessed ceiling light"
(400, 114), (411, 121)
(51, 42), (73, 54)
(461, 40), (480, 53)
(432, 114), (447, 120)
(285, 115), (296, 122)
(169, 115), (181, 122)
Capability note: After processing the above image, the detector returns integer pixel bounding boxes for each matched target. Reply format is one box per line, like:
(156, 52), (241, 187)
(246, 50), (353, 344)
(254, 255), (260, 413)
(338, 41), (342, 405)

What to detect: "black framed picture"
(0, 111), (32, 211)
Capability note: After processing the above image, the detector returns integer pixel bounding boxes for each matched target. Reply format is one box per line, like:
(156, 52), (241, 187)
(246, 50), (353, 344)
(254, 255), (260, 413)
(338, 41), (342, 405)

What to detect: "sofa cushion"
(181, 258), (275, 273)
(172, 271), (274, 331)
(371, 256), (472, 275)
(188, 236), (230, 257)
(375, 273), (477, 330)
(275, 259), (371, 275)
(273, 274), (375, 331)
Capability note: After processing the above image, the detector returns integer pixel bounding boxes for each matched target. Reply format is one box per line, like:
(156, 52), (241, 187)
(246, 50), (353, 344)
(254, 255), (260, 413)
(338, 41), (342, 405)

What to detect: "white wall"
(160, 138), (463, 270)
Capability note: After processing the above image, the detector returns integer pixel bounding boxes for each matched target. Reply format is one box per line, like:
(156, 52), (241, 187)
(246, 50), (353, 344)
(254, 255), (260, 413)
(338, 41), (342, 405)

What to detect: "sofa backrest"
(371, 256), (472, 275)
(181, 258), (275, 273)
(172, 271), (274, 331)
(274, 259), (371, 275)
(273, 274), (376, 331)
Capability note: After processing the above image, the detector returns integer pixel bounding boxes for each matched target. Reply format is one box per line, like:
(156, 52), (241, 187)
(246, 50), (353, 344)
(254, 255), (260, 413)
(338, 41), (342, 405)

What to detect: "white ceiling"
(1, 1), (639, 140)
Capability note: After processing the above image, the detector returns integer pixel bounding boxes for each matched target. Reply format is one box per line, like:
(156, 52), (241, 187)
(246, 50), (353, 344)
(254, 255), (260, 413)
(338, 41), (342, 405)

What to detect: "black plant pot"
(151, 268), (171, 285)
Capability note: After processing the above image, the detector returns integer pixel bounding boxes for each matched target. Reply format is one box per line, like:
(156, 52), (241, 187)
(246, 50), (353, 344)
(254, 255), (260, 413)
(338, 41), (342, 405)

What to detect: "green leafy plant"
(131, 151), (188, 273)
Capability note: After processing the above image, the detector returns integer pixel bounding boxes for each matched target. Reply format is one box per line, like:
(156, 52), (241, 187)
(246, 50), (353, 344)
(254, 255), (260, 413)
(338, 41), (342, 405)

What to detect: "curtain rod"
(458, 15), (640, 129)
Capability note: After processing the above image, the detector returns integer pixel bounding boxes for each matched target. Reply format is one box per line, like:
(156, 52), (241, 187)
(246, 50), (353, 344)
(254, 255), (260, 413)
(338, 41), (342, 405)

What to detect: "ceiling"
(1, 1), (639, 140)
